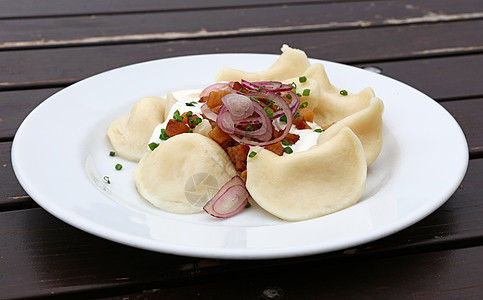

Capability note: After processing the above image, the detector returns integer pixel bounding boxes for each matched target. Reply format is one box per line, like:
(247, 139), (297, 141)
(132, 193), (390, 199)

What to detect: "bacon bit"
(226, 144), (250, 172)
(181, 112), (201, 129)
(264, 142), (284, 156)
(208, 126), (234, 149)
(283, 133), (300, 145)
(293, 114), (312, 130)
(297, 107), (314, 122)
(165, 119), (190, 137)
(240, 170), (247, 181)
(321, 122), (335, 131)
(207, 90), (231, 109)
(232, 81), (243, 91)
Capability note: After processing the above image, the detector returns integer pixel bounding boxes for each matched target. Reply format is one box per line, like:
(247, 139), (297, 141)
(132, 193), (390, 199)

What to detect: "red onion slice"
(241, 80), (293, 92)
(230, 91), (293, 146)
(203, 176), (249, 218)
(222, 94), (254, 120)
(200, 82), (232, 98)
(200, 103), (218, 122)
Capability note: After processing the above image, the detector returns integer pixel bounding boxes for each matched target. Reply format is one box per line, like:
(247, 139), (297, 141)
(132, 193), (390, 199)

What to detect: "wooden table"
(1, 1), (482, 298)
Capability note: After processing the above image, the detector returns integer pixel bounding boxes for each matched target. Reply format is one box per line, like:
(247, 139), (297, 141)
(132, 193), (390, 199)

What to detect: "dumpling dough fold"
(317, 97), (384, 165)
(106, 93), (176, 161)
(246, 127), (367, 221)
(134, 133), (237, 214)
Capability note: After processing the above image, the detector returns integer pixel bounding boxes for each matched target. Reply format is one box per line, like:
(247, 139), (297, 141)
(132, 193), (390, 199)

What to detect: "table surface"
(1, 0), (482, 299)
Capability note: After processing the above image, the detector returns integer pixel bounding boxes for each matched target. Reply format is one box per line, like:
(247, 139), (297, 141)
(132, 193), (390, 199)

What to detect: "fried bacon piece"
(297, 107), (314, 122)
(226, 144), (250, 172)
(264, 142), (284, 156)
(208, 126), (234, 149)
(165, 119), (190, 137)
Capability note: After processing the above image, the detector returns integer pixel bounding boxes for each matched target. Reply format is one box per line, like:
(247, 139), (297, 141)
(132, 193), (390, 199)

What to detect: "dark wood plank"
(0, 0), (347, 19)
(1, 0), (482, 50)
(0, 88), (61, 140)
(0, 142), (29, 209)
(1, 25), (483, 97)
(441, 99), (483, 157)
(0, 158), (481, 298)
(114, 246), (483, 299)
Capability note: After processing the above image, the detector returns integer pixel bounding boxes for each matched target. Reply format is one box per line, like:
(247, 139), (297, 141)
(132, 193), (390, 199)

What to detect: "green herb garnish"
(249, 151), (257, 158)
(283, 147), (293, 154)
(115, 163), (122, 170)
(264, 107), (274, 118)
(302, 89), (310, 96)
(185, 101), (197, 107)
(103, 176), (110, 184)
(340, 90), (348, 96)
(173, 110), (183, 122)
(300, 102), (308, 109)
(299, 76), (307, 83)
(281, 141), (290, 146)
(279, 115), (287, 123)
(246, 125), (253, 131)
(109, 151), (116, 157)
(314, 128), (324, 133)
(148, 142), (159, 151)
(159, 128), (170, 140)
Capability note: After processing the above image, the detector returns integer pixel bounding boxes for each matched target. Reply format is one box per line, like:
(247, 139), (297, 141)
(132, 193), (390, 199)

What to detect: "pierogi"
(105, 44), (384, 221)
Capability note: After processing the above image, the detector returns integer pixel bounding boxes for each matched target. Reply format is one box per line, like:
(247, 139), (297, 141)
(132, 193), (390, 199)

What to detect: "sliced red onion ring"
(200, 103), (218, 122)
(241, 80), (293, 92)
(230, 91), (293, 146)
(200, 82), (232, 98)
(222, 94), (254, 120)
(203, 176), (248, 218)
(217, 102), (272, 141)
(272, 91), (299, 119)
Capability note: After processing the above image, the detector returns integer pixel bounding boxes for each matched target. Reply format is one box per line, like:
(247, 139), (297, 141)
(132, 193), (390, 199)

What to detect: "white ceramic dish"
(11, 53), (468, 259)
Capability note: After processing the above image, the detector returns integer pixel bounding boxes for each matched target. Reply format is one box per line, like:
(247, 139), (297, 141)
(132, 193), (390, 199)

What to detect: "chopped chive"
(244, 202), (251, 208)
(109, 151), (116, 157)
(148, 142), (159, 151)
(246, 125), (253, 131)
(294, 112), (301, 118)
(188, 129), (193, 133)
(264, 107), (274, 118)
(279, 115), (287, 123)
(248, 151), (257, 158)
(340, 90), (348, 96)
(302, 89), (310, 96)
(115, 163), (122, 170)
(281, 141), (290, 146)
(297, 93), (302, 97)
(291, 82), (297, 89)
(249, 96), (261, 104)
(173, 110), (183, 122)
(300, 102), (308, 109)
(185, 101), (197, 107)
(283, 147), (293, 154)
(314, 128), (324, 133)
(194, 117), (202, 126)
(160, 128), (170, 140)
(258, 86), (262, 92)
(286, 94), (292, 100)
(186, 111), (193, 117)
(299, 76), (307, 83)
(103, 176), (110, 184)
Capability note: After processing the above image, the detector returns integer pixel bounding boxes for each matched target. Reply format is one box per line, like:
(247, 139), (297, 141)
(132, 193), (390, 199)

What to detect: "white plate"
(12, 53), (468, 259)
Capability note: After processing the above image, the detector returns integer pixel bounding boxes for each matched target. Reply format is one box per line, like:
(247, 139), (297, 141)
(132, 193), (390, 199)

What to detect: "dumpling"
(246, 127), (367, 221)
(134, 133), (237, 214)
(215, 44), (311, 82)
(106, 93), (177, 161)
(301, 63), (375, 126)
(317, 97), (384, 165)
